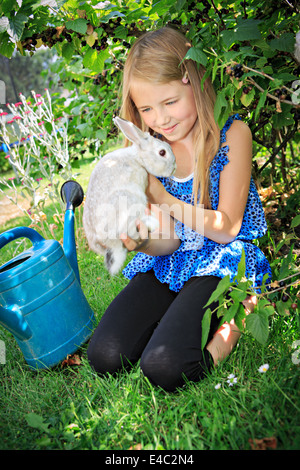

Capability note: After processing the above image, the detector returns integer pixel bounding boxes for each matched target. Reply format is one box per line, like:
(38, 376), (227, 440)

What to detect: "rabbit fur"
(83, 116), (176, 275)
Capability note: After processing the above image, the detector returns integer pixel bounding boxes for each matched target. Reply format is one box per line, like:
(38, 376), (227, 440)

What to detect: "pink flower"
(0, 112), (8, 116)
(14, 102), (22, 107)
(36, 177), (43, 181)
(36, 101), (43, 106)
(7, 120), (14, 124)
(4, 155), (10, 159)
(8, 177), (15, 180)
(36, 94), (41, 97)
(25, 110), (31, 114)
(13, 116), (22, 120)
(38, 121), (44, 126)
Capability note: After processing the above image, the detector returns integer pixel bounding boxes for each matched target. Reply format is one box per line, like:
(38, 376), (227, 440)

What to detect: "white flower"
(258, 363), (269, 373)
(93, 1), (110, 8)
(227, 373), (237, 386)
(215, 383), (221, 389)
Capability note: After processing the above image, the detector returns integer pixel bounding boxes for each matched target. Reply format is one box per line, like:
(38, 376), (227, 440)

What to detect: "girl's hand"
(146, 174), (168, 205)
(120, 218), (150, 252)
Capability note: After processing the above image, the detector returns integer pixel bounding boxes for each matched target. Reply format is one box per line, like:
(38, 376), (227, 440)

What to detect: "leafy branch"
(201, 225), (300, 349)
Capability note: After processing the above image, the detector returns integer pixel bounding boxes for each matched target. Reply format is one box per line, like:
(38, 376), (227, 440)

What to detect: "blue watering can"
(0, 181), (95, 370)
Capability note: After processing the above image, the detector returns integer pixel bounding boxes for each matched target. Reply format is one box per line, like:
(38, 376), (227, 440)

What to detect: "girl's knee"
(140, 345), (213, 391)
(140, 347), (184, 392)
(87, 338), (124, 375)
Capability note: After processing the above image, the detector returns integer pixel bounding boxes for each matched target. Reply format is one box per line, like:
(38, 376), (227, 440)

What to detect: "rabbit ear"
(113, 116), (149, 148)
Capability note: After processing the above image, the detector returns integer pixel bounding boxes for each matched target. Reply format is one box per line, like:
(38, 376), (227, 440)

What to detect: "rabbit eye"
(159, 149), (166, 157)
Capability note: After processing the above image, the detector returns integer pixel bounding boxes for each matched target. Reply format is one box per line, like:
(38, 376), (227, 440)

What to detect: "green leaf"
(214, 91), (227, 124)
(234, 19), (262, 41)
(253, 39), (275, 58)
(100, 11), (126, 23)
(1, 0), (20, 16)
(25, 413), (50, 433)
(0, 16), (9, 33)
(77, 122), (92, 138)
(276, 299), (291, 316)
(82, 47), (96, 68)
(269, 33), (295, 53)
(279, 245), (294, 279)
(83, 47), (109, 73)
(216, 304), (227, 319)
(234, 303), (246, 332)
(92, 49), (110, 73)
(0, 33), (15, 57)
(113, 25), (128, 40)
(149, 0), (171, 16)
(220, 29), (235, 48)
(7, 13), (28, 42)
(291, 214), (300, 228)
(255, 89), (267, 120)
(240, 87), (255, 107)
(62, 41), (75, 60)
(245, 312), (269, 345)
(65, 18), (88, 34)
(201, 308), (211, 350)
(204, 275), (231, 307)
(44, 121), (53, 134)
(236, 249), (246, 282)
(95, 128), (107, 141)
(220, 301), (240, 326)
(257, 299), (275, 317)
(184, 46), (208, 67)
(229, 287), (248, 303)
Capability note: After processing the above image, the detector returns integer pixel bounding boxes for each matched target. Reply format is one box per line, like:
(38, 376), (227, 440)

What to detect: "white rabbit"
(83, 116), (176, 275)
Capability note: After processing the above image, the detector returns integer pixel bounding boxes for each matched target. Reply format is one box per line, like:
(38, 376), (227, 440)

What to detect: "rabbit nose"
(159, 149), (166, 157)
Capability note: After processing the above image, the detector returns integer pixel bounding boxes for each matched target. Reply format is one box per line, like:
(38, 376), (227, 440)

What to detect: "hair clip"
(182, 71), (189, 84)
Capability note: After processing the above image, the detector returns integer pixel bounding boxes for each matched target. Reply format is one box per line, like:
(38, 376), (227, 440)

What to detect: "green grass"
(0, 314), (299, 450)
(0, 157), (299, 451)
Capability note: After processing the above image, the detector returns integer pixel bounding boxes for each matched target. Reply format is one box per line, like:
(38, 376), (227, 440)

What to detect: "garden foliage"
(0, 0), (299, 162)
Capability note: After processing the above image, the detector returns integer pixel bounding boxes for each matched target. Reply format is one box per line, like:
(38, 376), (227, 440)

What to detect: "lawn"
(0, 156), (299, 451)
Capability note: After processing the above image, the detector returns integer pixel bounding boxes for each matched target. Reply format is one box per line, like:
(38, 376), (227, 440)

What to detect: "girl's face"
(130, 79), (198, 144)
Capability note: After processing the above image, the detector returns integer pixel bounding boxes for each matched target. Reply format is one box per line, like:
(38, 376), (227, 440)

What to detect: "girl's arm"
(147, 120), (253, 245)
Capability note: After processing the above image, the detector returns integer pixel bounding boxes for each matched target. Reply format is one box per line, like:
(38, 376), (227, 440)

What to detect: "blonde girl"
(87, 27), (271, 391)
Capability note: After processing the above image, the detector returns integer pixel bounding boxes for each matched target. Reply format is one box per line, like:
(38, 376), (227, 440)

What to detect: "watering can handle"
(0, 227), (44, 250)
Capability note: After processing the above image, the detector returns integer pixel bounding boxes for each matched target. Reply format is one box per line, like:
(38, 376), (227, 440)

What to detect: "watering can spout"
(0, 305), (32, 341)
(60, 181), (84, 284)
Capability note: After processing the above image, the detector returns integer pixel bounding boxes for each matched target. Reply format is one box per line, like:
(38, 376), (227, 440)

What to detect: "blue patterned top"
(123, 114), (272, 292)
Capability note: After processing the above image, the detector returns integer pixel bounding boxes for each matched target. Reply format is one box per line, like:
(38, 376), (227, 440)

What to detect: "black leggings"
(87, 271), (221, 391)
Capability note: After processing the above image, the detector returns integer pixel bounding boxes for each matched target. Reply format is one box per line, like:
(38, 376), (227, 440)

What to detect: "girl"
(87, 27), (272, 391)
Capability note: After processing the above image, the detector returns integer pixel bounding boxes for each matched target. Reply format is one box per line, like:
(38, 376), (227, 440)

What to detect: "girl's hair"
(121, 27), (220, 208)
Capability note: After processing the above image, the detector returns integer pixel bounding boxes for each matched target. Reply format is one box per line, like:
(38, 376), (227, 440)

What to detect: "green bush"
(0, 0), (299, 169)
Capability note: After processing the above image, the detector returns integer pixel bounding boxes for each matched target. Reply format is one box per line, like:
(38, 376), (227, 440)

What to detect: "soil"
(0, 196), (30, 226)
